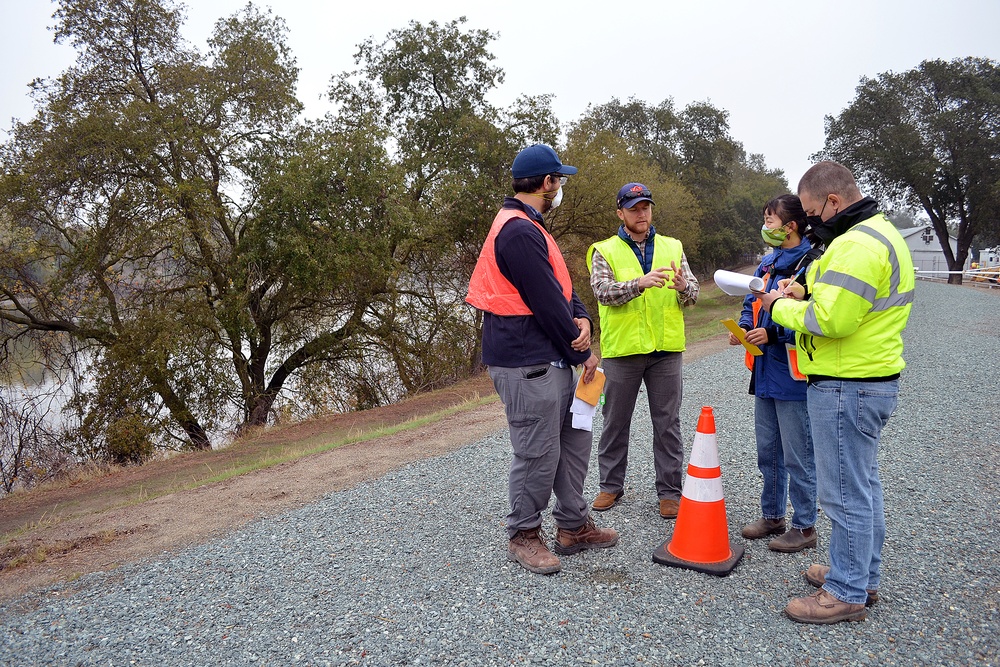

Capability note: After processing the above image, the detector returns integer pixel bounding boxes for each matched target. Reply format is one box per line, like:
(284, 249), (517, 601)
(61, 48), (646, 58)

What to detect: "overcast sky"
(2, 0), (1000, 189)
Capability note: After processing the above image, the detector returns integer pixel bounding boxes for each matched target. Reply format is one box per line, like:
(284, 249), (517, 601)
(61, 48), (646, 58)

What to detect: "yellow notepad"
(575, 368), (606, 406)
(721, 319), (763, 356)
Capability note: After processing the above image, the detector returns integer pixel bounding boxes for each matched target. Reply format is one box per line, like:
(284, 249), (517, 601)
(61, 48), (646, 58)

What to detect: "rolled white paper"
(714, 269), (765, 296)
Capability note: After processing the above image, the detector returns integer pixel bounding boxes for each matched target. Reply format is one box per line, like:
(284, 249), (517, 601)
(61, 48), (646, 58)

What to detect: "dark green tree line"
(326, 17), (560, 386)
(564, 97), (788, 274)
(0, 0), (405, 456)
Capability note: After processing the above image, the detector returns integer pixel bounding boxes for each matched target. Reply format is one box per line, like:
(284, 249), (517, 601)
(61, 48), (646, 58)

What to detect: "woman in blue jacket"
(729, 194), (817, 552)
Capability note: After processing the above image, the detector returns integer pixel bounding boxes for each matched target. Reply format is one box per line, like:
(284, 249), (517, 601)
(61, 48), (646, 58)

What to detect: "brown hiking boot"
(768, 526), (817, 553)
(741, 517), (786, 539)
(658, 498), (680, 519)
(592, 491), (624, 511)
(785, 589), (867, 624)
(805, 563), (879, 606)
(554, 516), (619, 555)
(508, 527), (561, 574)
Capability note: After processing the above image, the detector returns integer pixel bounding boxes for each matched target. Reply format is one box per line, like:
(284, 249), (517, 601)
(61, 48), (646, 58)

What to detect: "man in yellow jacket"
(587, 183), (699, 520)
(759, 161), (914, 625)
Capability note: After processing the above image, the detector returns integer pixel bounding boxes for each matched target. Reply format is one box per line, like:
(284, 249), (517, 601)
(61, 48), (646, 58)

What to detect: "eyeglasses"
(551, 175), (568, 186)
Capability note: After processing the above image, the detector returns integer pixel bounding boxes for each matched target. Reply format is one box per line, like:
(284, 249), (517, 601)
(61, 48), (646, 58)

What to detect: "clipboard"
(575, 368), (606, 406)
(721, 319), (763, 356)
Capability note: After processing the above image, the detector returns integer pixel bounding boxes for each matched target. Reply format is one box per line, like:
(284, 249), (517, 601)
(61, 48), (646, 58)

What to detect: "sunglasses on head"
(618, 190), (652, 206)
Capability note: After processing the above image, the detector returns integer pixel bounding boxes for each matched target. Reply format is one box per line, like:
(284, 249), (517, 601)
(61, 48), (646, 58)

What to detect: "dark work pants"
(596, 353), (684, 500)
(489, 364), (591, 538)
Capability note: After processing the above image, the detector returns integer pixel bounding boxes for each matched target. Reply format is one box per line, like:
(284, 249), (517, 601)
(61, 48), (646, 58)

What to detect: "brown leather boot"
(741, 517), (786, 539)
(805, 563), (879, 606)
(508, 527), (561, 574)
(768, 526), (817, 553)
(658, 498), (680, 519)
(592, 491), (624, 511)
(554, 516), (619, 555)
(785, 589), (867, 624)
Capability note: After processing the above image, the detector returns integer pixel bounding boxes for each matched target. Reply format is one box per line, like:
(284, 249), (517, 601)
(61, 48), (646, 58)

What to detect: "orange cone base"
(651, 539), (744, 577)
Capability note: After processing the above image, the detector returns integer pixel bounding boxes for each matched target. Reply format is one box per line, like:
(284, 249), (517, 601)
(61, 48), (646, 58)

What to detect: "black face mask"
(804, 216), (835, 246)
(803, 197), (832, 246)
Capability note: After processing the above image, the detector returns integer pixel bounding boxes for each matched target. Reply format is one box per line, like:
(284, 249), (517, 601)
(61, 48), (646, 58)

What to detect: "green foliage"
(568, 98), (788, 274)
(820, 57), (1000, 281)
(328, 16), (560, 386)
(0, 3), (800, 462)
(0, 0), (403, 454)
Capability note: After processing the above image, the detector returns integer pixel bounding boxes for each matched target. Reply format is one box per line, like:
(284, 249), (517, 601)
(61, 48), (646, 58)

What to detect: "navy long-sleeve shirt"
(480, 198), (592, 368)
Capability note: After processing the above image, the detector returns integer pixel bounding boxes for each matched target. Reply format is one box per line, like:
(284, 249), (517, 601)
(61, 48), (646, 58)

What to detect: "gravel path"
(2, 280), (998, 666)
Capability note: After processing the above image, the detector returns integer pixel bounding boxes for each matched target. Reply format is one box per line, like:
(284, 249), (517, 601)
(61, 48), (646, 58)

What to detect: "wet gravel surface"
(2, 280), (998, 666)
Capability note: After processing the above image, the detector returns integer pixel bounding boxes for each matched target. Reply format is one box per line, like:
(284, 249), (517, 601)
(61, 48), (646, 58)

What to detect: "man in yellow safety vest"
(587, 182), (699, 520)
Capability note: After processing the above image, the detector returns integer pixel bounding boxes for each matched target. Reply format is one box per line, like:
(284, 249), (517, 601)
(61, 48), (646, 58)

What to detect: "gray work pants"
(489, 364), (591, 538)
(597, 353), (684, 500)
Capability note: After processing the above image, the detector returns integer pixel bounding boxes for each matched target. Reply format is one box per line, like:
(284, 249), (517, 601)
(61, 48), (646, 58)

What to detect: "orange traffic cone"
(652, 406), (744, 576)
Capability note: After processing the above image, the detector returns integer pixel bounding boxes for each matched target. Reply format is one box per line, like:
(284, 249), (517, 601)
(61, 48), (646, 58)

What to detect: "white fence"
(915, 267), (1000, 288)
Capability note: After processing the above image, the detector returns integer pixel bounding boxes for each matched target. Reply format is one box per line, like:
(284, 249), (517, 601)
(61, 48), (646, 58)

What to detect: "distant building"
(898, 226), (971, 275)
(977, 246), (1000, 265)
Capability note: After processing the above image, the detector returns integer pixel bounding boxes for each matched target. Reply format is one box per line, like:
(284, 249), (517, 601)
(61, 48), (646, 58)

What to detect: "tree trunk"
(245, 391), (278, 430)
(146, 373), (212, 450)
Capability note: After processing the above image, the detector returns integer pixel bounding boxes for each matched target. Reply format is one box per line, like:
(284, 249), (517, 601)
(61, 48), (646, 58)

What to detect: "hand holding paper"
(571, 367), (606, 431)
(575, 367), (606, 405)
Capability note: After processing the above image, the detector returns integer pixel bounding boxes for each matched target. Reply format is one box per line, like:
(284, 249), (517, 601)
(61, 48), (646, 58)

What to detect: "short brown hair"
(797, 161), (862, 201)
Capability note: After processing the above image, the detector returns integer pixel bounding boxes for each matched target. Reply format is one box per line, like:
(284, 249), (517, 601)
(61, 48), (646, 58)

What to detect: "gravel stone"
(1, 281), (998, 666)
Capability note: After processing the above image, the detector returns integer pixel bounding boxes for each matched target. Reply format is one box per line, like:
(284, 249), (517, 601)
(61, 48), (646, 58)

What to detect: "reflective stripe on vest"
(802, 221), (915, 337)
(465, 209), (572, 315)
(744, 272), (767, 372)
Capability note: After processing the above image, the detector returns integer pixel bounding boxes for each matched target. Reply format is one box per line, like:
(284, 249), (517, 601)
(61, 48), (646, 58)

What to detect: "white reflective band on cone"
(681, 475), (724, 503)
(689, 432), (720, 468)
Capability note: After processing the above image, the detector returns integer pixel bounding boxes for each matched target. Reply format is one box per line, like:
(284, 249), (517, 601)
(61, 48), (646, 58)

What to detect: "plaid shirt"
(590, 242), (699, 307)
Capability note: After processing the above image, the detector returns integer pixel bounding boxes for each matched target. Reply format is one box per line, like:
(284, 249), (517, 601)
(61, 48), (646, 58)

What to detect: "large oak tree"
(820, 57), (1000, 284)
(0, 0), (404, 454)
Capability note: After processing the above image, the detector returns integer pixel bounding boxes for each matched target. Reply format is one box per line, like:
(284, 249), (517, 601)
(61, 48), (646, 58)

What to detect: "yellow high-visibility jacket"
(771, 212), (914, 379)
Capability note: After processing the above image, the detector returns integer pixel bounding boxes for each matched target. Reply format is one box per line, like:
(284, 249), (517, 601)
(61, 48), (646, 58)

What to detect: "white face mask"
(549, 187), (563, 209)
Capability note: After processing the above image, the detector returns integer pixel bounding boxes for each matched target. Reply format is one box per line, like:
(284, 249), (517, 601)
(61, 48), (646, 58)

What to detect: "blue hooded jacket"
(738, 237), (813, 400)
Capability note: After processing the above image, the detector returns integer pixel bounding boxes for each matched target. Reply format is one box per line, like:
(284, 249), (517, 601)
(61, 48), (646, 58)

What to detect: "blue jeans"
(808, 379), (899, 605)
(754, 397), (816, 528)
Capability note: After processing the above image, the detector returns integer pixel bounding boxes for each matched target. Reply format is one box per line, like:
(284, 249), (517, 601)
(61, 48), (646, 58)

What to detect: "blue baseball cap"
(511, 144), (578, 179)
(617, 182), (655, 209)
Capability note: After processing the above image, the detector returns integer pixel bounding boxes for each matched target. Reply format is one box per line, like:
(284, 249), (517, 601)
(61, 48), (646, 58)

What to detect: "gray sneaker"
(768, 527), (817, 553)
